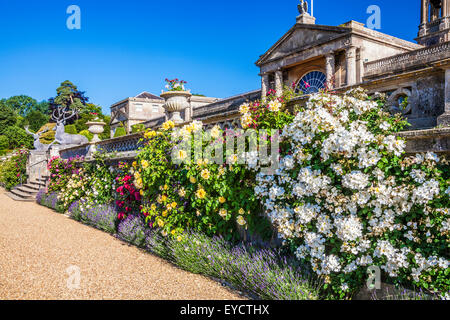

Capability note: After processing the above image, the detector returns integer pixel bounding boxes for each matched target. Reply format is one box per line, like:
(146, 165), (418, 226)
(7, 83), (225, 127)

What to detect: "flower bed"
(36, 87), (449, 300)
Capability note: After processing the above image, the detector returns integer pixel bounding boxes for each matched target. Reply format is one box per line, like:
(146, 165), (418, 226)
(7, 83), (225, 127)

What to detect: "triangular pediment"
(256, 24), (349, 66)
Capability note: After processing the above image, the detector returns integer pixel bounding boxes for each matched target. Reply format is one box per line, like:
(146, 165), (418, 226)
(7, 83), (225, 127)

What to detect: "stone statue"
(24, 126), (54, 151)
(51, 106), (89, 146)
(298, 0), (309, 15)
(53, 120), (89, 146)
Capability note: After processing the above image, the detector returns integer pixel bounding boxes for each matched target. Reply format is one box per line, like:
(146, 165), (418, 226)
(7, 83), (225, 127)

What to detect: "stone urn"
(86, 121), (106, 143)
(160, 91), (192, 124)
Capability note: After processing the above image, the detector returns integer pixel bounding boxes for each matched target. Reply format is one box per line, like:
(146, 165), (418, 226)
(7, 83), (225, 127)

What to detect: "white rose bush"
(241, 88), (449, 298)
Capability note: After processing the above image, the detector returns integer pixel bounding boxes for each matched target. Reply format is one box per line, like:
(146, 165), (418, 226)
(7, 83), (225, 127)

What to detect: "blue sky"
(0, 0), (420, 114)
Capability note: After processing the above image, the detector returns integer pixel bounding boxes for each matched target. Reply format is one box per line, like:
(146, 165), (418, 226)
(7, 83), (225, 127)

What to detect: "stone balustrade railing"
(364, 41), (450, 78)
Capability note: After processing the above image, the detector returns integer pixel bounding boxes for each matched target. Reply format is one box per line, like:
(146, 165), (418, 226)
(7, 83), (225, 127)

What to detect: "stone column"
(437, 68), (450, 126)
(346, 47), (357, 87)
(274, 70), (283, 97)
(261, 73), (269, 100)
(421, 0), (428, 24)
(325, 53), (335, 89)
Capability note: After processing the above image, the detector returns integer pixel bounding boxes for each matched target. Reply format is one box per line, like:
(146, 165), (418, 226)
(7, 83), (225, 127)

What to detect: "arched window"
(295, 71), (327, 95)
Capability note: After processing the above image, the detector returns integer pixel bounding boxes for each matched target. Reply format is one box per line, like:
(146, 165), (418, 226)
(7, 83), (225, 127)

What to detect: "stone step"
(10, 188), (36, 200)
(24, 183), (42, 191)
(16, 185), (40, 195)
(28, 181), (46, 188)
(6, 192), (35, 202)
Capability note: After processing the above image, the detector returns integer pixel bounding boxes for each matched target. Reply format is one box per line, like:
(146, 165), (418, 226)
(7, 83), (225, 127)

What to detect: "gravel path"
(0, 189), (244, 300)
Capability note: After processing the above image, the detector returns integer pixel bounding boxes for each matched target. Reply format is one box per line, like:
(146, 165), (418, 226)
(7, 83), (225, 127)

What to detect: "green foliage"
(137, 123), (273, 241)
(24, 110), (49, 133)
(131, 124), (145, 133)
(38, 123), (56, 144)
(79, 130), (93, 141)
(0, 104), (17, 134)
(0, 136), (9, 151)
(0, 149), (29, 190)
(114, 126), (126, 138)
(64, 124), (78, 134)
(2, 126), (33, 149)
(0, 95), (38, 117)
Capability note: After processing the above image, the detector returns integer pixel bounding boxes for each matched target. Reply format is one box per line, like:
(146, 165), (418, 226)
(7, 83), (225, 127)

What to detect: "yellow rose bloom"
(178, 188), (186, 197)
(162, 120), (175, 131)
(210, 125), (221, 139)
(171, 202), (177, 209)
(237, 215), (247, 226)
(171, 230), (176, 236)
(161, 195), (167, 202)
(140, 190), (144, 196)
(190, 176), (197, 184)
(177, 235), (183, 242)
(219, 209), (228, 219)
(196, 188), (207, 199)
(132, 161), (137, 168)
(218, 167), (226, 176)
(163, 184), (168, 190)
(141, 160), (149, 169)
(239, 208), (245, 215)
(162, 210), (168, 217)
(239, 103), (250, 114)
(151, 204), (157, 211)
(158, 219), (165, 227)
(201, 169), (210, 180)
(219, 197), (226, 204)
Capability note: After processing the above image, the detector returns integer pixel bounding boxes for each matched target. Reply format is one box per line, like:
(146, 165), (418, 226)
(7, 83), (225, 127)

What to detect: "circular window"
(295, 71), (327, 95)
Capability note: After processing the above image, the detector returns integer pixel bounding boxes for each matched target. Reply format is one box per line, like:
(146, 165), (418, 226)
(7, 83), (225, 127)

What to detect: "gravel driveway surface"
(0, 189), (244, 300)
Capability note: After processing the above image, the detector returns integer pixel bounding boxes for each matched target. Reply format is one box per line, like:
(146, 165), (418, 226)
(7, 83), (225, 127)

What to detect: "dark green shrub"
(131, 124), (145, 133)
(64, 124), (78, 134)
(79, 130), (93, 141)
(114, 126), (126, 138)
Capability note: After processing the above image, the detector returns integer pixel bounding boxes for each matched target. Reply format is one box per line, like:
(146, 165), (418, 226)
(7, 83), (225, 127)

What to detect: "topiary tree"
(131, 123), (145, 133)
(114, 126), (126, 138)
(64, 124), (78, 135)
(79, 130), (93, 141)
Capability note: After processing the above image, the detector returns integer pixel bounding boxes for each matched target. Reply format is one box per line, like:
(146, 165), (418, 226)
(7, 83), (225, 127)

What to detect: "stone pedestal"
(160, 91), (192, 124)
(296, 13), (316, 25)
(27, 151), (49, 182)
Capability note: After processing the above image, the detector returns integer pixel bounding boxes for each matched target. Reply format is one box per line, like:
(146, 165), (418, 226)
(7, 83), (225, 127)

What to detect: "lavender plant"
(117, 215), (146, 247)
(36, 190), (64, 213)
(145, 231), (321, 300)
(68, 199), (118, 234)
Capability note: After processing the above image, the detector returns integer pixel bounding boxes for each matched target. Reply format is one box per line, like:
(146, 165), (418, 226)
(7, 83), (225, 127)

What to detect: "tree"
(0, 104), (17, 134)
(49, 80), (89, 124)
(0, 95), (38, 117)
(2, 126), (33, 149)
(24, 110), (49, 132)
(0, 135), (8, 152)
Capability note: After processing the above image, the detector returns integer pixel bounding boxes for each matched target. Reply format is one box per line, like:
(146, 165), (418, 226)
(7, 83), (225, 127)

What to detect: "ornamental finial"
(298, 0), (309, 15)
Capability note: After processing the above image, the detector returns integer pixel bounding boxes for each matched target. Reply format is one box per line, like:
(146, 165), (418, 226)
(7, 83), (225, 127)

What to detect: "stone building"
(110, 92), (219, 136)
(110, 92), (165, 136)
(255, 0), (450, 129)
(110, 1), (449, 133)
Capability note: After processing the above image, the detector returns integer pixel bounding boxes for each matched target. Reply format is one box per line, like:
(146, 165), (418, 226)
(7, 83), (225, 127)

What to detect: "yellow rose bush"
(137, 122), (273, 240)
